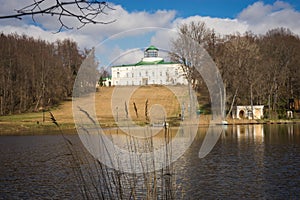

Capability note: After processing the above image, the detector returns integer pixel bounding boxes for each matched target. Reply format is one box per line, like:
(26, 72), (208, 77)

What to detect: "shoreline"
(1, 86), (299, 135)
(1, 117), (299, 136)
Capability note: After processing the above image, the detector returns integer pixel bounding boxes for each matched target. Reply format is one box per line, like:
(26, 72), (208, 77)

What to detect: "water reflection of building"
(236, 124), (265, 191)
(236, 124), (264, 143)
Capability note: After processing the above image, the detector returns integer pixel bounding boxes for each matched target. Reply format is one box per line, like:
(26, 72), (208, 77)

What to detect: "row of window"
(144, 50), (158, 58)
(114, 79), (178, 85)
(115, 80), (165, 85)
(116, 70), (178, 78)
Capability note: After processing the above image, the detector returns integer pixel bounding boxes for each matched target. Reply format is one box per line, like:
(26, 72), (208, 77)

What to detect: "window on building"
(145, 71), (148, 76)
(139, 72), (141, 77)
(151, 50), (158, 57)
(117, 72), (120, 78)
(160, 71), (162, 76)
(126, 73), (128, 78)
(145, 50), (158, 57)
(132, 73), (134, 77)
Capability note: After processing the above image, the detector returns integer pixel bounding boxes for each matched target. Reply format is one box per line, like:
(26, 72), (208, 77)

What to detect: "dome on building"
(145, 45), (159, 51)
(143, 45), (163, 62)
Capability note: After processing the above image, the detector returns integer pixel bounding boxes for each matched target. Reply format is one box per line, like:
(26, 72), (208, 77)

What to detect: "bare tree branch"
(0, 0), (116, 32)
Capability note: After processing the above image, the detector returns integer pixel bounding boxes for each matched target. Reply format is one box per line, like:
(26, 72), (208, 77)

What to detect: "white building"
(111, 45), (188, 86)
(103, 77), (112, 87)
(235, 105), (264, 120)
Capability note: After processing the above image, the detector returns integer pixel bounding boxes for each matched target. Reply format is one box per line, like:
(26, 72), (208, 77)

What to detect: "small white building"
(235, 105), (264, 120)
(103, 77), (112, 87)
(111, 45), (188, 86)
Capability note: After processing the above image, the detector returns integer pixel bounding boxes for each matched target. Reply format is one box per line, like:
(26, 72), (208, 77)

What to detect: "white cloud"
(1, 0), (300, 54)
(109, 47), (144, 66)
(170, 1), (300, 36)
(147, 16), (248, 53)
(173, 16), (248, 35)
(0, 0), (33, 16)
(150, 28), (178, 51)
(237, 1), (300, 34)
(0, 2), (176, 50)
(0, 24), (92, 48)
(238, 1), (273, 24)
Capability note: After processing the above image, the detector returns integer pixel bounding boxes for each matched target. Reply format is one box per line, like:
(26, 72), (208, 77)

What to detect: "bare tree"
(0, 33), (84, 115)
(216, 34), (262, 118)
(170, 21), (227, 118)
(170, 21), (212, 89)
(259, 28), (300, 118)
(170, 21), (300, 119)
(0, 0), (115, 32)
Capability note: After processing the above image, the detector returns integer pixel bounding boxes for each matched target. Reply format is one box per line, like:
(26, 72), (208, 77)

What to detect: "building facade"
(235, 105), (264, 120)
(111, 46), (188, 86)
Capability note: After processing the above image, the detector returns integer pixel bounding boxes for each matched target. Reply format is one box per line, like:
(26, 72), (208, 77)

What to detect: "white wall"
(111, 64), (187, 86)
(236, 105), (264, 119)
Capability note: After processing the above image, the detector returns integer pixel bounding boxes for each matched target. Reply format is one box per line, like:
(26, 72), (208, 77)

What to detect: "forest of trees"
(0, 33), (85, 115)
(1, 22), (300, 119)
(172, 22), (300, 118)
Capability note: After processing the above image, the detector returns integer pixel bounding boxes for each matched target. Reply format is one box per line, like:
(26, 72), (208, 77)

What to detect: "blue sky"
(111, 0), (300, 18)
(98, 0), (300, 66)
(1, 0), (300, 66)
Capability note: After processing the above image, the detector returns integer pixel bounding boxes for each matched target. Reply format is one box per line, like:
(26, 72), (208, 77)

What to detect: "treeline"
(0, 33), (85, 115)
(172, 22), (300, 118)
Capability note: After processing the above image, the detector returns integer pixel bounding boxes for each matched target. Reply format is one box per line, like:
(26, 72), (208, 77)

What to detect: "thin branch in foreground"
(0, 0), (116, 32)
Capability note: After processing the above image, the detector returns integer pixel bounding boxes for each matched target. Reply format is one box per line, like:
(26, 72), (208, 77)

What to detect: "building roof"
(111, 60), (177, 68)
(111, 45), (178, 68)
(102, 76), (112, 80)
(145, 45), (159, 51)
(135, 59), (172, 65)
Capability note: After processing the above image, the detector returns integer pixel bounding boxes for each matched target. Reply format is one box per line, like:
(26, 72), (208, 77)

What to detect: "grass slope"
(0, 86), (190, 134)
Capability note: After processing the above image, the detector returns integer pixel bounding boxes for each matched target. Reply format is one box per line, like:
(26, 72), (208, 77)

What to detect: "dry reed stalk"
(50, 105), (176, 199)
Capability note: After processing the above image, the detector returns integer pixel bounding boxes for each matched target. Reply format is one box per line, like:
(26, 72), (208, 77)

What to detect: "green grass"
(0, 112), (42, 121)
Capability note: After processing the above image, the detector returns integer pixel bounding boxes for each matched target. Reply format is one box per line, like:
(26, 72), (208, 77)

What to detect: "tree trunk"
(268, 94), (271, 119)
(250, 84), (254, 120)
(226, 88), (238, 118)
(0, 96), (3, 115)
(34, 95), (42, 112)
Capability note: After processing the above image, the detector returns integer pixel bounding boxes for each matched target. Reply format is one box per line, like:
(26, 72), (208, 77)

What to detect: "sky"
(112, 0), (300, 18)
(0, 0), (300, 66)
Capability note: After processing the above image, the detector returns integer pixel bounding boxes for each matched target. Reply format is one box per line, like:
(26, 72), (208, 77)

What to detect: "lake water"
(0, 124), (299, 199)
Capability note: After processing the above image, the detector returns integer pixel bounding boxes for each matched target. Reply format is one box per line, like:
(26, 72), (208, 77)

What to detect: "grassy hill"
(0, 85), (206, 134)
